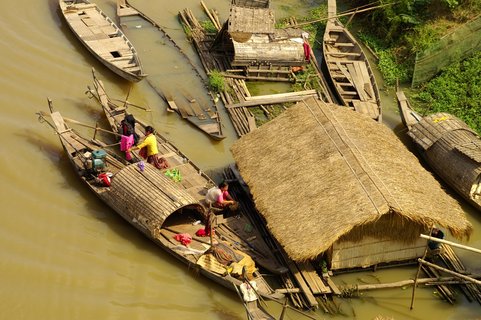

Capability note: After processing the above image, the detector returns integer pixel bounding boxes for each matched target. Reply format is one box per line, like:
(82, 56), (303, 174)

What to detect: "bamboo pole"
(418, 259), (481, 286)
(200, 1), (220, 30)
(420, 234), (481, 255)
(289, 3), (394, 28)
(410, 225), (433, 310)
(39, 111), (122, 137)
(356, 275), (481, 291)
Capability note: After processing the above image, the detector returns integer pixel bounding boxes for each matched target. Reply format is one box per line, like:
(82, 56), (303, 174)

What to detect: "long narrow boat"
(86, 68), (288, 277)
(59, 0), (146, 82)
(115, 0), (225, 140)
(38, 102), (284, 303)
(322, 0), (381, 122)
(396, 88), (481, 212)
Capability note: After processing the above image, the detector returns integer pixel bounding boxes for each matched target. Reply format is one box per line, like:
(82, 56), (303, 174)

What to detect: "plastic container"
(92, 149), (107, 160)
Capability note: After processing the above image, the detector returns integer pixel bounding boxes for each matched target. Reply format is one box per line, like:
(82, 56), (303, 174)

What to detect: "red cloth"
(303, 42), (311, 62)
(139, 146), (148, 159)
(173, 233), (192, 246)
(195, 228), (214, 237)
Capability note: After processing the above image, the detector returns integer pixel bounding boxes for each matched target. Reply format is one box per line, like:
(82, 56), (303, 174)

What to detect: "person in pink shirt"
(206, 181), (238, 212)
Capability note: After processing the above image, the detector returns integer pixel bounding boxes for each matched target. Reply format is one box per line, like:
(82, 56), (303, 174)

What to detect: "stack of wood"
(439, 244), (481, 304)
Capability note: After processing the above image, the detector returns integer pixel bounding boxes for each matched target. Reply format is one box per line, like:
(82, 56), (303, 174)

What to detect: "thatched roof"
(228, 5), (275, 35)
(231, 98), (472, 262)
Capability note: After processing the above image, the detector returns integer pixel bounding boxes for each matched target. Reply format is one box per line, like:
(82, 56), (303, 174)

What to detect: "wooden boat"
(115, 0), (225, 140)
(38, 102), (284, 302)
(323, 0), (381, 121)
(59, 0), (146, 82)
(83, 68), (288, 292)
(397, 88), (481, 212)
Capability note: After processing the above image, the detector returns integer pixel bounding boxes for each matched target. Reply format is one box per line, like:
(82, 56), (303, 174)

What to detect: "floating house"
(210, 0), (310, 67)
(231, 97), (472, 270)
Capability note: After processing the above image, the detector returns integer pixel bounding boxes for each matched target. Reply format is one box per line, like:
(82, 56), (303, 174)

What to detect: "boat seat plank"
(189, 99), (206, 118)
(346, 62), (368, 101)
(124, 66), (141, 72)
(71, 3), (97, 10)
(199, 123), (220, 134)
(333, 43), (355, 47)
(176, 102), (194, 118)
(326, 52), (361, 57)
(118, 7), (139, 17)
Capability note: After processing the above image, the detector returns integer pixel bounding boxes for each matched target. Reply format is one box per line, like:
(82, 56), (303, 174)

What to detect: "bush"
(412, 52), (481, 133)
(200, 20), (217, 33)
(208, 70), (225, 93)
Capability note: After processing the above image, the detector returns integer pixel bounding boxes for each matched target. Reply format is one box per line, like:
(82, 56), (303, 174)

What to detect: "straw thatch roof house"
(210, 1), (309, 67)
(231, 97), (472, 270)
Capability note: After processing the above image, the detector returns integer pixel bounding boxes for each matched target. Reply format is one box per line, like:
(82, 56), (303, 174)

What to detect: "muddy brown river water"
(0, 0), (479, 319)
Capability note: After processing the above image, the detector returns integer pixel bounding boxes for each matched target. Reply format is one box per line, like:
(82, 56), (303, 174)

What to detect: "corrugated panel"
(408, 113), (475, 150)
(228, 6), (274, 34)
(331, 237), (426, 270)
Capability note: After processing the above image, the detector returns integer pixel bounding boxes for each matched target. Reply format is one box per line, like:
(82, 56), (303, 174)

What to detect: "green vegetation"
(200, 20), (217, 33)
(352, 0), (481, 85)
(208, 70), (226, 93)
(291, 65), (322, 92)
(358, 33), (411, 86)
(345, 0), (481, 131)
(277, 5), (328, 50)
(412, 52), (481, 134)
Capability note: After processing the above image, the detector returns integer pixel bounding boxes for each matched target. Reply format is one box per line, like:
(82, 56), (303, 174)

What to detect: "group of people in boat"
(118, 113), (238, 215)
(118, 114), (169, 169)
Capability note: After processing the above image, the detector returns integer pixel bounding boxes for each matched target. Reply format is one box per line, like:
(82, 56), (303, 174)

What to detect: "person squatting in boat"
(127, 125), (169, 169)
(205, 181), (238, 214)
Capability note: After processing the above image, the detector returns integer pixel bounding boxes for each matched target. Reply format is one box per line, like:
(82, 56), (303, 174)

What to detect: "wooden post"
(410, 226), (434, 309)
(93, 122), (99, 140)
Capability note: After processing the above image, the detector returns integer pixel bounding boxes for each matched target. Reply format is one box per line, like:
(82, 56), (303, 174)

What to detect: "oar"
(38, 111), (123, 137)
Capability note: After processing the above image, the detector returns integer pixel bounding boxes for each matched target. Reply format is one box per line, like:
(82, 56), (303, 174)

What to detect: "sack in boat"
(97, 173), (111, 187)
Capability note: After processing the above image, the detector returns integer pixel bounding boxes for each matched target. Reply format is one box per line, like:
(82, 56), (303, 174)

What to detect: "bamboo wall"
(331, 236), (426, 270)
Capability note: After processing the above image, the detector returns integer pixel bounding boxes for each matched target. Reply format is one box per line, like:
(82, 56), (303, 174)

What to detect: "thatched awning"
(231, 98), (472, 262)
(102, 164), (204, 231)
